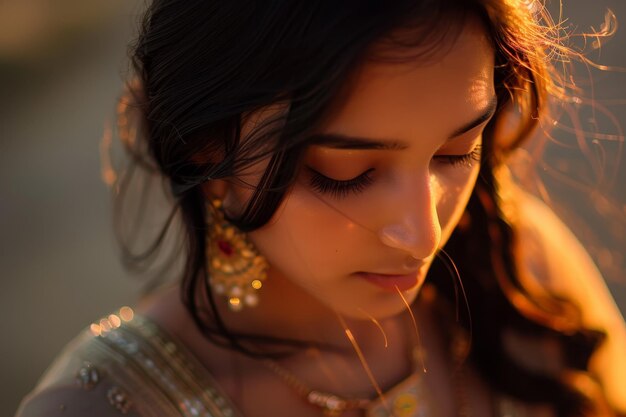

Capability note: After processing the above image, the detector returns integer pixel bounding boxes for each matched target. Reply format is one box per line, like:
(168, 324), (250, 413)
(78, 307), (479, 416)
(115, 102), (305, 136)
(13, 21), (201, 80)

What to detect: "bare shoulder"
(15, 382), (139, 417)
(511, 186), (626, 412)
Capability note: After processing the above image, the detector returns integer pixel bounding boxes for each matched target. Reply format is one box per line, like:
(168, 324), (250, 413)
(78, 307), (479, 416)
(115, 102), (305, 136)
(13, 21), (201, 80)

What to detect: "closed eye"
(434, 145), (482, 168)
(306, 167), (375, 199)
(306, 145), (481, 199)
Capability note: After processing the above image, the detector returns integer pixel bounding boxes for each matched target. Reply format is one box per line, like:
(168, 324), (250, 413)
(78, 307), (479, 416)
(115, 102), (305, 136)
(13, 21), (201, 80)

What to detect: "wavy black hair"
(115, 0), (619, 415)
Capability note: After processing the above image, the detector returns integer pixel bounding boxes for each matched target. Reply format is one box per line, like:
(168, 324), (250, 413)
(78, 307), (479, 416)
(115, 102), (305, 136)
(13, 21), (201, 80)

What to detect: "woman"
(16, 0), (626, 416)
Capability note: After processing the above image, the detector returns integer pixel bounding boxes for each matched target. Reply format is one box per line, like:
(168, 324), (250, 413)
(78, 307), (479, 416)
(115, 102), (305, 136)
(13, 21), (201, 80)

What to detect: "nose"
(378, 174), (442, 260)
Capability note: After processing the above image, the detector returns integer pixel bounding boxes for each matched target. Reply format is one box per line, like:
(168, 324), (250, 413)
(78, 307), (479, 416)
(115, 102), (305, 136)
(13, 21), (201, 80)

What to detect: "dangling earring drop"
(206, 198), (268, 311)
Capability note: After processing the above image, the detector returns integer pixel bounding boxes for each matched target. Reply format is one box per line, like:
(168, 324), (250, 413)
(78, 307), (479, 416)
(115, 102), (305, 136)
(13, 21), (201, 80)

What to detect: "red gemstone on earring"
(217, 240), (234, 257)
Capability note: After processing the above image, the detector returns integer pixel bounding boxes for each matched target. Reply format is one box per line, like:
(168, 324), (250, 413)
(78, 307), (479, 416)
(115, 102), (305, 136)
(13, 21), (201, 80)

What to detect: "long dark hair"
(115, 0), (617, 415)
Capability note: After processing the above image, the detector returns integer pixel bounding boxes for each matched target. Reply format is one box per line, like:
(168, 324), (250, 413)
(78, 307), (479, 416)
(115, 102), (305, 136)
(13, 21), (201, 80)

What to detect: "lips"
(355, 271), (421, 292)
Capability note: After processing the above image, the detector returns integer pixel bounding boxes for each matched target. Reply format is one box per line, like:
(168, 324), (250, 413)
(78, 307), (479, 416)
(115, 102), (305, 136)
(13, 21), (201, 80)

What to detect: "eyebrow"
(309, 96), (498, 150)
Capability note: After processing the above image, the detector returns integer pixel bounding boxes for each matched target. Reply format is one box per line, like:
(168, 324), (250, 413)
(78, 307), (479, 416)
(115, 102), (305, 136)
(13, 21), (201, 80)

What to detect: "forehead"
(319, 18), (495, 139)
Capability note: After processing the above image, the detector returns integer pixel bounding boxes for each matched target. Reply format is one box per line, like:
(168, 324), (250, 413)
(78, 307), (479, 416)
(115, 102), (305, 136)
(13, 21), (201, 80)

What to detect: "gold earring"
(206, 198), (268, 311)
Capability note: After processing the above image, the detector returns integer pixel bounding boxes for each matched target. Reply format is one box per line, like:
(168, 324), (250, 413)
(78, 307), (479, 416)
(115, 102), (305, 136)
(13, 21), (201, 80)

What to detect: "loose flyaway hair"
(110, 1), (620, 415)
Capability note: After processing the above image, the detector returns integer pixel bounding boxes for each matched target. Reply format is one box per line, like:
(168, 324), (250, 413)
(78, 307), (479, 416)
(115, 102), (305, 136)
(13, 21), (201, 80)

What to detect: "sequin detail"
(107, 386), (132, 414)
(75, 362), (100, 390)
(95, 315), (239, 417)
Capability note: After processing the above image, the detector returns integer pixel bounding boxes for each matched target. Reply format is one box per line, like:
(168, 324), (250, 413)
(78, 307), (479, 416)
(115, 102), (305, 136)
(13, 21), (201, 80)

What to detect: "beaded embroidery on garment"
(16, 313), (243, 417)
(17, 311), (537, 417)
(95, 315), (242, 417)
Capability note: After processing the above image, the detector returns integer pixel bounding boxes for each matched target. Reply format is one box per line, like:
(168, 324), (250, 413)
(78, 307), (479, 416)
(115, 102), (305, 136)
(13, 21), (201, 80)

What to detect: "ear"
(201, 179), (248, 219)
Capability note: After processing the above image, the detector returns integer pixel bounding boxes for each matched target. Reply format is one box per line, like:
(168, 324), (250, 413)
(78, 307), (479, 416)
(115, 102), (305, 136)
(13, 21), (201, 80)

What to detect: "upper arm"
(513, 188), (626, 413)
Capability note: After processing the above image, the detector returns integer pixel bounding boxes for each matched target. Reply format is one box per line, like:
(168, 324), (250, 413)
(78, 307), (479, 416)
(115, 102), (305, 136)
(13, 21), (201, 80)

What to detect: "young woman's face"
(225, 19), (496, 320)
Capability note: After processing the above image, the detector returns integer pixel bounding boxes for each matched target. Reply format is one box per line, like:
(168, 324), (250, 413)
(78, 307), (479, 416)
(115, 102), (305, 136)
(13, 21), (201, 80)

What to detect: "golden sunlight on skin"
(218, 19), (496, 336)
(514, 189), (626, 411)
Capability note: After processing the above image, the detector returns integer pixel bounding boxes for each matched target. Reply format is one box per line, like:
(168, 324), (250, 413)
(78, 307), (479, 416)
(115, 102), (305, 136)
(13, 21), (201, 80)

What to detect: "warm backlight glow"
(90, 323), (102, 337)
(99, 122), (117, 187)
(119, 306), (134, 322)
(251, 279), (262, 290)
(108, 314), (122, 328)
(99, 318), (112, 332)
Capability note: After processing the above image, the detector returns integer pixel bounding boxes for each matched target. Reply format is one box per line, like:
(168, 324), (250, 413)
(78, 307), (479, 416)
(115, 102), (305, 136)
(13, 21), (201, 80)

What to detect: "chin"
(329, 286), (422, 321)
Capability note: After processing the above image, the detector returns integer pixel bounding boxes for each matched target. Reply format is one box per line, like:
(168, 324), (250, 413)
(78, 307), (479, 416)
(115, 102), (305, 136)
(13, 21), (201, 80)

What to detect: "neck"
(213, 266), (417, 357)
(137, 282), (445, 410)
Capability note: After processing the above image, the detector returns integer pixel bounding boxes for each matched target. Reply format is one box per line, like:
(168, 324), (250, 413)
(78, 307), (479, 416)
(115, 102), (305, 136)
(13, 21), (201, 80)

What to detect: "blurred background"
(1, 1), (625, 415)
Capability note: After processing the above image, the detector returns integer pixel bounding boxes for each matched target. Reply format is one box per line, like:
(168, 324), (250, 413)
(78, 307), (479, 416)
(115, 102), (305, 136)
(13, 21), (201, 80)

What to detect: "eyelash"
(308, 168), (376, 199)
(308, 145), (482, 198)
(433, 145), (482, 168)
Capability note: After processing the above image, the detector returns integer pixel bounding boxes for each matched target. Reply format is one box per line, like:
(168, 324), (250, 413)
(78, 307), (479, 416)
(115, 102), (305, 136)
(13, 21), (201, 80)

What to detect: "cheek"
(435, 165), (480, 241)
(247, 185), (367, 286)
(243, 163), (479, 287)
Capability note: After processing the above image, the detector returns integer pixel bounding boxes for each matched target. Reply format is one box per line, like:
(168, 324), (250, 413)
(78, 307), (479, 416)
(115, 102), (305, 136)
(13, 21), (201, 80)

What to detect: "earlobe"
(201, 179), (246, 219)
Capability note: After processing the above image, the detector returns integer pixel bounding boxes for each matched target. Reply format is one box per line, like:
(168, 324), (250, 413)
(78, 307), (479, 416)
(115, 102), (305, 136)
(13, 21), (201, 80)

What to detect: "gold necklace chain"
(257, 297), (472, 417)
(261, 358), (371, 416)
